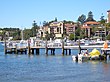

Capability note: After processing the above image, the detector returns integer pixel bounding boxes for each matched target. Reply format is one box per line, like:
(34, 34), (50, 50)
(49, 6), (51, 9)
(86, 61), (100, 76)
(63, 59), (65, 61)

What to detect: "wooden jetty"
(5, 46), (72, 56)
(4, 40), (72, 56)
(5, 45), (107, 55)
(4, 40), (109, 56)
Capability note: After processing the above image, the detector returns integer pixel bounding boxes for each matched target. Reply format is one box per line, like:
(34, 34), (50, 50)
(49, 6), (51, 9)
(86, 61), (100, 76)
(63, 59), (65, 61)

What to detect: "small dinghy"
(72, 49), (90, 62)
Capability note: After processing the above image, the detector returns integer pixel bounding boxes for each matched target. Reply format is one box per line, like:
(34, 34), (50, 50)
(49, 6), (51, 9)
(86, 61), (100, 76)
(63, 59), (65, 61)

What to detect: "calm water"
(0, 43), (110, 82)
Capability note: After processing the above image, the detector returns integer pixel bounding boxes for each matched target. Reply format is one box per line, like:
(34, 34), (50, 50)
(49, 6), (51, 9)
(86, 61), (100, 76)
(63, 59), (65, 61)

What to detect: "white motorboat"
(72, 49), (90, 61)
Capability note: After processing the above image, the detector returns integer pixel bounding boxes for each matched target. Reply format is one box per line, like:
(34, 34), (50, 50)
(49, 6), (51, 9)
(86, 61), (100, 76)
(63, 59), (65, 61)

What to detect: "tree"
(12, 30), (21, 40)
(86, 11), (95, 22)
(78, 14), (86, 24)
(45, 31), (51, 40)
(106, 34), (110, 40)
(106, 23), (110, 28)
(23, 29), (32, 40)
(69, 34), (74, 40)
(104, 23), (110, 37)
(43, 21), (49, 26)
(75, 22), (81, 37)
(99, 13), (106, 25)
(32, 20), (39, 37)
(50, 32), (55, 40)
(55, 17), (57, 22)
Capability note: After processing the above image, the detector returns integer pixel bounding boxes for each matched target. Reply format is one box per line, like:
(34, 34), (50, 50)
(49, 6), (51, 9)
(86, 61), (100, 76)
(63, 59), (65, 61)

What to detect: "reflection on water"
(0, 45), (110, 82)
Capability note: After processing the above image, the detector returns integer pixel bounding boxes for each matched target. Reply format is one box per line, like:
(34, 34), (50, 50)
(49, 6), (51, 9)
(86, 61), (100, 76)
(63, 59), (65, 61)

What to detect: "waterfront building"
(65, 23), (76, 35)
(49, 21), (64, 38)
(81, 21), (100, 37)
(94, 30), (106, 39)
(37, 27), (44, 38)
(107, 10), (110, 23)
(40, 25), (50, 38)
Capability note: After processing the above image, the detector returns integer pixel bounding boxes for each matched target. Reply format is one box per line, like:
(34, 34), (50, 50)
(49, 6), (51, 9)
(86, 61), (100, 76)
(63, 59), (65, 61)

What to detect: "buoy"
(103, 41), (108, 49)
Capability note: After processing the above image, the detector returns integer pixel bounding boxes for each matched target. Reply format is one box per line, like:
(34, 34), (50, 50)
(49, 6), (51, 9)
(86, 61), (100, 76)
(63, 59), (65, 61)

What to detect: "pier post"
(15, 44), (18, 54)
(4, 37), (7, 54)
(53, 49), (55, 55)
(45, 40), (48, 56)
(51, 49), (53, 55)
(24, 49), (27, 54)
(36, 49), (39, 55)
(28, 39), (31, 54)
(32, 49), (34, 54)
(64, 49), (67, 55)
(69, 49), (71, 55)
(62, 40), (64, 56)
(78, 39), (81, 54)
(51, 48), (55, 55)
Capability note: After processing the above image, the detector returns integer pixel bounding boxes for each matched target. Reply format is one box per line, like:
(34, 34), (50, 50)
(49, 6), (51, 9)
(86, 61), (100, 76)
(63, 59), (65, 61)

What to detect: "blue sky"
(0, 0), (110, 29)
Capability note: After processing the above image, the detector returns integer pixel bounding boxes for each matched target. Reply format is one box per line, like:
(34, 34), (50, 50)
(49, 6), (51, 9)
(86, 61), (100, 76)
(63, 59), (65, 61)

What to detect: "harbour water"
(0, 43), (110, 82)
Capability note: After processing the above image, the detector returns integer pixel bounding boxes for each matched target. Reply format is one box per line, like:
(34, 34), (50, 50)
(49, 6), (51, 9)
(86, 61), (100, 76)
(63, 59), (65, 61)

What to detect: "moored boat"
(72, 48), (106, 62)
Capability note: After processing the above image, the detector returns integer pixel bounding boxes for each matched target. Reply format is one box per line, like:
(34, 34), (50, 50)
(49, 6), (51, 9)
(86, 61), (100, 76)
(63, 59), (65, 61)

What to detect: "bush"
(69, 34), (74, 40)
(106, 34), (110, 40)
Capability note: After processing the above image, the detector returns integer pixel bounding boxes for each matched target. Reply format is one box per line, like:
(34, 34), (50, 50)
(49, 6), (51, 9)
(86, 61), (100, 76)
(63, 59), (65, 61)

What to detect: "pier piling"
(69, 49), (71, 55)
(62, 40), (64, 56)
(36, 49), (39, 55)
(4, 39), (7, 54)
(45, 40), (48, 56)
(28, 40), (31, 54)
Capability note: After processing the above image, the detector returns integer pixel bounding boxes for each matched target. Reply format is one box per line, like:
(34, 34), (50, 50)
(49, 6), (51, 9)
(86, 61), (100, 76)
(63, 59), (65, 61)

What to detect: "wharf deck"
(5, 45), (108, 50)
(5, 45), (109, 55)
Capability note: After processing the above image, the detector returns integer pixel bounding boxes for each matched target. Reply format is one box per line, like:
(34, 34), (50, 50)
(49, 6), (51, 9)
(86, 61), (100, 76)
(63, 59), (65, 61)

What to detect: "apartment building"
(49, 21), (64, 37)
(107, 10), (110, 23)
(65, 23), (75, 35)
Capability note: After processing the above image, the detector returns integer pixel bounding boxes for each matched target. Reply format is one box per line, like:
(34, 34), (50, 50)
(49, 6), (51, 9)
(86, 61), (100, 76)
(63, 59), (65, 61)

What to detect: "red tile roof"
(85, 21), (100, 25)
(81, 26), (91, 29)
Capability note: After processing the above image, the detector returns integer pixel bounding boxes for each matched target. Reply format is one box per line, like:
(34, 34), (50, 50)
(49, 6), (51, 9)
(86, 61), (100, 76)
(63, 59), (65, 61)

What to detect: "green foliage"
(75, 27), (80, 36)
(100, 20), (106, 24)
(106, 23), (110, 28)
(32, 20), (40, 37)
(78, 14), (86, 24)
(86, 11), (95, 22)
(45, 31), (50, 40)
(3, 28), (20, 31)
(55, 17), (57, 22)
(99, 14), (106, 25)
(45, 31), (55, 40)
(43, 21), (49, 26)
(106, 34), (110, 40)
(0, 28), (21, 40)
(69, 34), (74, 40)
(23, 29), (32, 40)
(63, 20), (74, 24)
